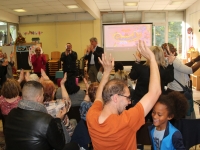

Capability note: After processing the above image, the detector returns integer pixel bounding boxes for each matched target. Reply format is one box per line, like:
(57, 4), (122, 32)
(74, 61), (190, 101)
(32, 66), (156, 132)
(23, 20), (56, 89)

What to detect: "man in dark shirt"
(60, 43), (77, 76)
(84, 37), (104, 83)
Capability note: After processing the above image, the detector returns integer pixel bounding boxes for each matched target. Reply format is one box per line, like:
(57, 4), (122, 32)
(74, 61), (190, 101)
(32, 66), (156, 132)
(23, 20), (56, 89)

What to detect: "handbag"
(174, 79), (194, 116)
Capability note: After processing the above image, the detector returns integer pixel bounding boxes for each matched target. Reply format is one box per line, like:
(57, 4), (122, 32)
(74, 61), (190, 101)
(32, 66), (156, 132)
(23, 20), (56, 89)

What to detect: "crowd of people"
(0, 37), (200, 150)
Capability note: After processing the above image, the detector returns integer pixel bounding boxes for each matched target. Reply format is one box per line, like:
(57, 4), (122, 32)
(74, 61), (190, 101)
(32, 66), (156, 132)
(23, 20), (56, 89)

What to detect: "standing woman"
(129, 46), (174, 107)
(163, 43), (200, 119)
(31, 46), (46, 77)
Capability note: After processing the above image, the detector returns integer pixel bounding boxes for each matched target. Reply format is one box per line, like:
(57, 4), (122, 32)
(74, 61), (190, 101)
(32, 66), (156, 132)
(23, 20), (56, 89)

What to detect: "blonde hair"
(145, 46), (166, 68)
(114, 70), (128, 81)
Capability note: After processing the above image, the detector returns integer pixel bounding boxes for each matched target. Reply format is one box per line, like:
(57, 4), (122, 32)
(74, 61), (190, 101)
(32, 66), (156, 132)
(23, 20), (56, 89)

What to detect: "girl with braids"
(149, 91), (188, 150)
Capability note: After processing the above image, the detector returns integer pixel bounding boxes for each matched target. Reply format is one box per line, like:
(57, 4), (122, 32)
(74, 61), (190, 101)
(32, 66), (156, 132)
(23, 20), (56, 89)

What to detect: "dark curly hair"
(157, 91), (189, 120)
(161, 43), (178, 56)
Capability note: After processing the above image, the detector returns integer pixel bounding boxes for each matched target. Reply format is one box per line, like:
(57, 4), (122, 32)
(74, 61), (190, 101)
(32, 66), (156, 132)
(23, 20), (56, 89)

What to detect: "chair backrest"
(136, 121), (152, 145)
(43, 54), (49, 61)
(51, 51), (60, 60)
(174, 119), (200, 150)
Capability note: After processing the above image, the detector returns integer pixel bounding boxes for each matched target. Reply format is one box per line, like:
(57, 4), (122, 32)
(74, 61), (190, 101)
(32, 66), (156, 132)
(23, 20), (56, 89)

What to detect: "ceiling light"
(66, 5), (79, 9)
(170, 0), (184, 5)
(125, 2), (138, 6)
(13, 9), (26, 12)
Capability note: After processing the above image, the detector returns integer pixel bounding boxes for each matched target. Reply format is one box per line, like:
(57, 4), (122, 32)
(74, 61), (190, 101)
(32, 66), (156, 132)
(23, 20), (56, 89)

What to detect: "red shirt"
(0, 96), (22, 115)
(31, 54), (46, 73)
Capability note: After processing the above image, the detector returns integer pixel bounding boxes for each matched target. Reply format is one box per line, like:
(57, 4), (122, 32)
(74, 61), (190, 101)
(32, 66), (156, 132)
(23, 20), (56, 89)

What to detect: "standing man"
(86, 40), (161, 149)
(84, 37), (104, 83)
(60, 43), (77, 76)
(31, 46), (46, 77)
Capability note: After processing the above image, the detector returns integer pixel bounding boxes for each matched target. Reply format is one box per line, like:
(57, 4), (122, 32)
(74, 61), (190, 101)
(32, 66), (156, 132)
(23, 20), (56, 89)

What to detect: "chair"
(51, 51), (60, 60)
(43, 54), (49, 61)
(136, 121), (152, 149)
(48, 51), (60, 77)
(174, 119), (200, 150)
(71, 119), (92, 150)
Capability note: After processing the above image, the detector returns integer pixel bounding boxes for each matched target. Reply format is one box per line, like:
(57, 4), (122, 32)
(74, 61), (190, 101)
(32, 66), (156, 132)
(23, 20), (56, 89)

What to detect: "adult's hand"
(83, 78), (89, 92)
(98, 53), (114, 74)
(56, 106), (67, 120)
(137, 40), (154, 61)
(40, 68), (50, 81)
(60, 73), (67, 86)
(18, 69), (24, 83)
(25, 71), (30, 81)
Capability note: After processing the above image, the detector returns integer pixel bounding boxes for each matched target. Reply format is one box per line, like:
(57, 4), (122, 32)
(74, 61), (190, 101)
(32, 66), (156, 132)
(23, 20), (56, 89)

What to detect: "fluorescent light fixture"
(125, 2), (138, 6)
(170, 0), (184, 5)
(13, 9), (26, 12)
(66, 5), (79, 9)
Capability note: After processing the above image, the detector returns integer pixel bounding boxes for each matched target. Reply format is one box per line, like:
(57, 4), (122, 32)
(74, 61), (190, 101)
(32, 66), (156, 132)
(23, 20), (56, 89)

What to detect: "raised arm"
(60, 73), (71, 111)
(138, 40), (161, 116)
(95, 54), (114, 102)
(83, 78), (90, 101)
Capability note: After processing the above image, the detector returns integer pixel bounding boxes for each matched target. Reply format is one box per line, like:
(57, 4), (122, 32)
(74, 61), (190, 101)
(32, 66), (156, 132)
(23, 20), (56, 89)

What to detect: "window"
(0, 21), (7, 46)
(9, 24), (17, 44)
(168, 21), (182, 57)
(153, 25), (165, 47)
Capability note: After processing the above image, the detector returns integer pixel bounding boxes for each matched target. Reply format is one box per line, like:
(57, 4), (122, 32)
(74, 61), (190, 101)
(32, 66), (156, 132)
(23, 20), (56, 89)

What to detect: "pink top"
(0, 96), (22, 115)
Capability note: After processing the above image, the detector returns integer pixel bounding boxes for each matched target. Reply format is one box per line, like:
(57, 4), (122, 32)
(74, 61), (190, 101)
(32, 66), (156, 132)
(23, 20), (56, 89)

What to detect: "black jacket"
(129, 62), (174, 103)
(84, 46), (104, 71)
(60, 50), (77, 73)
(4, 108), (66, 150)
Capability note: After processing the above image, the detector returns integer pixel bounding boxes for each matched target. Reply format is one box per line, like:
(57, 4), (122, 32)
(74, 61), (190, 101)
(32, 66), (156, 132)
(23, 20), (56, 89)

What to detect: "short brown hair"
(90, 37), (97, 42)
(102, 79), (127, 104)
(1, 79), (21, 99)
(88, 82), (99, 102)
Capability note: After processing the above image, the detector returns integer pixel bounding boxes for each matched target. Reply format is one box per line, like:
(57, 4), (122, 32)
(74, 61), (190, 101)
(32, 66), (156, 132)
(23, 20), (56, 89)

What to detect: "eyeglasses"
(118, 94), (131, 100)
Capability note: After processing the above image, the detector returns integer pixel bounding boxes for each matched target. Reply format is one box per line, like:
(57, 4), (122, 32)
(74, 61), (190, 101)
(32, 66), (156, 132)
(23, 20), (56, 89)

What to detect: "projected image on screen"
(103, 24), (152, 61)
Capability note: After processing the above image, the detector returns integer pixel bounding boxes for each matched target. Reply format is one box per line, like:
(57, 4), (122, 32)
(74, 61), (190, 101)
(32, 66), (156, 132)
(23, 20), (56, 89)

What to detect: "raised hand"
(83, 78), (89, 91)
(10, 52), (14, 58)
(25, 71), (30, 81)
(60, 73), (67, 86)
(137, 40), (154, 61)
(41, 69), (49, 80)
(98, 53), (114, 74)
(2, 59), (8, 66)
(133, 51), (141, 62)
(18, 69), (25, 83)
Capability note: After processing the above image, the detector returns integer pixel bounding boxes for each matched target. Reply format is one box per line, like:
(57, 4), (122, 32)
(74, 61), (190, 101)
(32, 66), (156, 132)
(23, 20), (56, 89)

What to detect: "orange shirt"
(86, 101), (145, 150)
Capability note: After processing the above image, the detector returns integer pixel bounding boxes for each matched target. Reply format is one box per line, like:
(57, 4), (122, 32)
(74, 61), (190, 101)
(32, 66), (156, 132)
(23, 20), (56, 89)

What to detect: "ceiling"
(0, 0), (198, 18)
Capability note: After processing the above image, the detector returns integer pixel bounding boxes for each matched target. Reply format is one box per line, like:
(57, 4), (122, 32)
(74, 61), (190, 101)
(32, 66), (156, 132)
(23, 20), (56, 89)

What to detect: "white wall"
(0, 10), (19, 23)
(186, 1), (200, 52)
